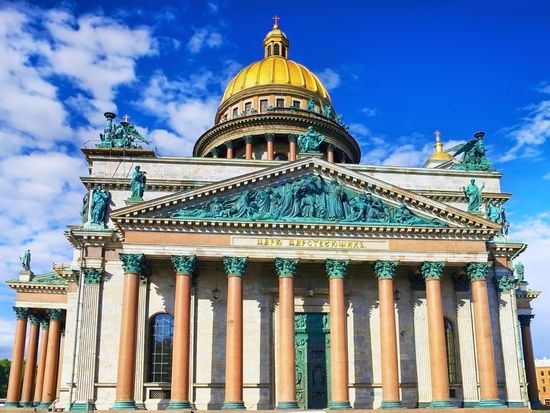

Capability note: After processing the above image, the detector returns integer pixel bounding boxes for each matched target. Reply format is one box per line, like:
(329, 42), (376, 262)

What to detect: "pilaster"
(72, 268), (103, 411)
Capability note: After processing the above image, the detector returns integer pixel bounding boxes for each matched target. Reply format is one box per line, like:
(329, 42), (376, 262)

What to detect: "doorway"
(294, 313), (330, 409)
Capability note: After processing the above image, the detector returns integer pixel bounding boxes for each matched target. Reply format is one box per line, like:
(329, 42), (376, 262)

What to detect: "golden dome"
(221, 57), (331, 103)
(221, 19), (331, 104)
(428, 131), (453, 161)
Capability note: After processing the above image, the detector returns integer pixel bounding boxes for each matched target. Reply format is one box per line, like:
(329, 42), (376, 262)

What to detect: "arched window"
(274, 43), (280, 56)
(282, 45), (286, 57)
(148, 313), (174, 382)
(267, 44), (272, 56)
(444, 318), (458, 383)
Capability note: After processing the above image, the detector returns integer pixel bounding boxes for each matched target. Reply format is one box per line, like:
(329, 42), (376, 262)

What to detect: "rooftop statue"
(486, 201), (510, 236)
(297, 127), (325, 153)
(90, 185), (111, 227)
(19, 249), (31, 272)
(97, 112), (150, 149)
(463, 179), (484, 213)
(322, 104), (334, 119)
(172, 175), (445, 227)
(129, 166), (147, 201)
(307, 98), (316, 112)
(448, 131), (494, 171)
(514, 262), (525, 283)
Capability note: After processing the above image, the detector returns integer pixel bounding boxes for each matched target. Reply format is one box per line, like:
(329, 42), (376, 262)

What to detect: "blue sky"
(0, 0), (549, 359)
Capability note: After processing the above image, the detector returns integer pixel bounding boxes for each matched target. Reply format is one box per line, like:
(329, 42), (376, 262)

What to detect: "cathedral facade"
(4, 21), (541, 412)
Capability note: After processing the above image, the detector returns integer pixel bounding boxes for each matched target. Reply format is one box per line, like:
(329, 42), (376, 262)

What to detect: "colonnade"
(5, 308), (65, 409)
(111, 254), (508, 410)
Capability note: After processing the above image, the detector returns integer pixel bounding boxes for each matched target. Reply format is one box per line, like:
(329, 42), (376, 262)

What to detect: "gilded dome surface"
(221, 57), (331, 103)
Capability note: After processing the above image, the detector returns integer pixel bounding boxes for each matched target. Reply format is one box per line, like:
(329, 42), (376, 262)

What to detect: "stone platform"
(0, 408), (535, 413)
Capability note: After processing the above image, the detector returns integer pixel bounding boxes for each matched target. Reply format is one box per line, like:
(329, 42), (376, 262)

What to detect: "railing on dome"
(219, 105), (350, 131)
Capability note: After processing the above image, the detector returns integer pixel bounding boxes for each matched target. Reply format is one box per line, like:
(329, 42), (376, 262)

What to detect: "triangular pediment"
(111, 158), (500, 237)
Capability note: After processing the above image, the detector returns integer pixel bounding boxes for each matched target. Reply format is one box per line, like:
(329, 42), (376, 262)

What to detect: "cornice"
(65, 226), (120, 248)
(81, 177), (203, 192)
(7, 281), (68, 293)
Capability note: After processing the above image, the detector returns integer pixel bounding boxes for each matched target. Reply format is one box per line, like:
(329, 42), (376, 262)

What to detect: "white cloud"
(317, 68), (341, 91)
(0, 317), (16, 358)
(509, 212), (550, 357)
(500, 86), (550, 162)
(360, 107), (377, 117)
(187, 28), (223, 54)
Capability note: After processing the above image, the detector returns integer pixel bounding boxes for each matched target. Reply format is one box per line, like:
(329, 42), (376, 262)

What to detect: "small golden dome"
(428, 130), (453, 161)
(221, 57), (331, 103)
(221, 18), (331, 104)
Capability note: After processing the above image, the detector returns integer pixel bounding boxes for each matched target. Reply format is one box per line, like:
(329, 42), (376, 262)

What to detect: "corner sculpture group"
(172, 175), (443, 226)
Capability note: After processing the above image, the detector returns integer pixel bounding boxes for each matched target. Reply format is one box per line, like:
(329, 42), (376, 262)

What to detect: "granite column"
(5, 307), (29, 408)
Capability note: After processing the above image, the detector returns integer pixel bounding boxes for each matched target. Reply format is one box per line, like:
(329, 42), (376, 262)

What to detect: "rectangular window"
(232, 107), (238, 118)
(244, 102), (252, 112)
(276, 98), (284, 107)
(292, 100), (300, 108)
(545, 398), (550, 406)
(260, 99), (268, 112)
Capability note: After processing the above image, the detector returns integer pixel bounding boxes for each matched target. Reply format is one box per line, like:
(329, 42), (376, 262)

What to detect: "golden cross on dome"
(123, 114), (130, 122)
(434, 130), (441, 142)
(272, 15), (280, 28)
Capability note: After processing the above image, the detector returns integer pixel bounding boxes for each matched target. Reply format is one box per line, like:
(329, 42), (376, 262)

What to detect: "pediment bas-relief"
(165, 174), (445, 227)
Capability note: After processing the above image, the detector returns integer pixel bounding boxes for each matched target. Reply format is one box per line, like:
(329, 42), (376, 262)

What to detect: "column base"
(111, 400), (136, 410)
(3, 402), (20, 408)
(428, 400), (455, 408)
(276, 401), (299, 409)
(380, 401), (404, 409)
(37, 402), (52, 410)
(477, 400), (506, 408)
(167, 400), (193, 410)
(20, 401), (33, 407)
(134, 403), (146, 410)
(328, 400), (352, 409)
(222, 401), (246, 410)
(71, 401), (96, 411)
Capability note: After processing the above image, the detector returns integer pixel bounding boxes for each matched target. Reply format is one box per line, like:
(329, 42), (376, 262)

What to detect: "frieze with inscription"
(172, 175), (444, 227)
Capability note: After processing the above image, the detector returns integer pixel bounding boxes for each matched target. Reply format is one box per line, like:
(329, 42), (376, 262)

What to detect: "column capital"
(120, 253), (145, 275)
(223, 257), (248, 277)
(13, 307), (29, 320)
(28, 313), (41, 325)
(274, 258), (299, 278)
(288, 134), (296, 143)
(518, 314), (534, 327)
(171, 255), (197, 276)
(47, 309), (64, 321)
(225, 140), (234, 149)
(467, 262), (489, 281)
(493, 275), (517, 292)
(421, 261), (445, 280)
(211, 147), (220, 157)
(374, 261), (398, 280)
(244, 135), (253, 144)
(83, 267), (102, 284)
(265, 133), (275, 142)
(325, 259), (349, 279)
(39, 316), (50, 329)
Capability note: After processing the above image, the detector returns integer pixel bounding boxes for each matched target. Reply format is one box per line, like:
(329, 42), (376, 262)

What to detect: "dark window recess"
(274, 43), (280, 55)
(449, 389), (457, 398)
(244, 102), (252, 112)
(267, 44), (272, 56)
(276, 99), (284, 108)
(232, 108), (238, 118)
(260, 99), (268, 112)
(274, 152), (288, 161)
(149, 389), (171, 399)
(292, 100), (300, 108)
(444, 318), (458, 384)
(148, 313), (174, 383)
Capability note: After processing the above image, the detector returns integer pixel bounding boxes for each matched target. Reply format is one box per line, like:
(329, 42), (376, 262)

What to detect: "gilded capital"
(47, 309), (64, 321)
(421, 261), (445, 280)
(275, 258), (299, 278)
(120, 253), (145, 275)
(223, 257), (248, 277)
(83, 268), (102, 284)
(172, 255), (197, 276)
(325, 259), (349, 279)
(13, 307), (29, 320)
(374, 261), (398, 280)
(467, 262), (489, 281)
